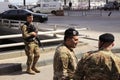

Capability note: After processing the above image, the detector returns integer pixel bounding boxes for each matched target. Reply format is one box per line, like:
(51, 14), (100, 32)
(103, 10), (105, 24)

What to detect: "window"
(7, 10), (18, 15)
(18, 10), (28, 15)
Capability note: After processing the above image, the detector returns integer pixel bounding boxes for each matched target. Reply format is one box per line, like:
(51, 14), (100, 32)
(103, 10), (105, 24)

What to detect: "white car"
(30, 0), (62, 14)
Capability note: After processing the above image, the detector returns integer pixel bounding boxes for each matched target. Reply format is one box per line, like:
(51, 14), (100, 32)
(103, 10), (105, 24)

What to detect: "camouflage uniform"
(74, 49), (120, 80)
(53, 43), (78, 80)
(21, 22), (40, 74)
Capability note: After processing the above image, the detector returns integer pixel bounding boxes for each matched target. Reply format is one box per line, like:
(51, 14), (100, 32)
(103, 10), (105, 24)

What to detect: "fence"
(0, 19), (88, 49)
(64, 9), (103, 16)
(0, 19), (25, 28)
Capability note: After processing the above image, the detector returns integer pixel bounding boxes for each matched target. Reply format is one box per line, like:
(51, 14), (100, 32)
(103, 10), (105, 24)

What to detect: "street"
(0, 65), (53, 80)
(47, 11), (120, 32)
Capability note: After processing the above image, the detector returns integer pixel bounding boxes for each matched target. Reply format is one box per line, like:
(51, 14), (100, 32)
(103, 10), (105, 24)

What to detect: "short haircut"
(99, 33), (114, 42)
(26, 13), (33, 17)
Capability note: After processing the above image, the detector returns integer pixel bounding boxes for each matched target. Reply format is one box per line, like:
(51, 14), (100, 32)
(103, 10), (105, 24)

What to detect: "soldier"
(74, 33), (120, 80)
(21, 13), (40, 75)
(69, 1), (72, 10)
(53, 28), (79, 80)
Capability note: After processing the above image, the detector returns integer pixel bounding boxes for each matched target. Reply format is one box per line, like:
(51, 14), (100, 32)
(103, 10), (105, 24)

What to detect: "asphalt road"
(47, 10), (120, 32)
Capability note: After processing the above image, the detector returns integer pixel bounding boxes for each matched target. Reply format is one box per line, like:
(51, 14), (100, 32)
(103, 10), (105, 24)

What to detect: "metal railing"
(0, 19), (88, 48)
(64, 9), (103, 16)
(0, 19), (25, 27)
(0, 28), (88, 48)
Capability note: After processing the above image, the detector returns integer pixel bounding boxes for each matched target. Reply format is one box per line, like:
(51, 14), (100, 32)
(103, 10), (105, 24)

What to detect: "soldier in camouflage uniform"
(53, 28), (79, 80)
(74, 33), (120, 80)
(21, 13), (40, 75)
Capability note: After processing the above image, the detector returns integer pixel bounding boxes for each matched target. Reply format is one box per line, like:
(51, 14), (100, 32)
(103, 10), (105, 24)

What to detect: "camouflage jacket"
(53, 43), (78, 80)
(21, 22), (38, 44)
(74, 50), (120, 80)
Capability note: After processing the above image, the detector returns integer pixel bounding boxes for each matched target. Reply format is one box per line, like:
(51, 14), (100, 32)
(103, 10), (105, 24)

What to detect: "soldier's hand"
(31, 32), (37, 37)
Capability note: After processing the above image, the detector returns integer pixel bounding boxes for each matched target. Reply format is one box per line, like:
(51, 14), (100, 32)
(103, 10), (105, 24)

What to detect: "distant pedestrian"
(74, 33), (120, 80)
(69, 1), (72, 10)
(21, 13), (40, 75)
(53, 28), (79, 80)
(108, 11), (112, 16)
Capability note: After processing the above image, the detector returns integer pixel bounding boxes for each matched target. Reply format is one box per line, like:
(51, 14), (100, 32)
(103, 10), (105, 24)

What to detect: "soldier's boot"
(26, 55), (35, 75)
(26, 66), (36, 75)
(32, 56), (40, 73)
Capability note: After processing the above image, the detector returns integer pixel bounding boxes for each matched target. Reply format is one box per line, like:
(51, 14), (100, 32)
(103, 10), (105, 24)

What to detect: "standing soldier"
(74, 33), (120, 80)
(21, 13), (40, 75)
(53, 28), (79, 80)
(69, 1), (72, 10)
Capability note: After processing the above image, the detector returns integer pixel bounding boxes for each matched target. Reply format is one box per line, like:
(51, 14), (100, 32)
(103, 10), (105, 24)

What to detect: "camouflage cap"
(64, 28), (79, 37)
(99, 33), (114, 42)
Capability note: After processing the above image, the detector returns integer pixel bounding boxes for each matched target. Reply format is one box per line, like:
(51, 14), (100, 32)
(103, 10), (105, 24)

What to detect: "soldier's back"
(74, 50), (120, 80)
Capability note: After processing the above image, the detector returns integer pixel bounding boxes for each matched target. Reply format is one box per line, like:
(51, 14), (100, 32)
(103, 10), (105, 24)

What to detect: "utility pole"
(88, 0), (90, 10)
(106, 0), (108, 4)
(23, 0), (26, 6)
(64, 0), (66, 6)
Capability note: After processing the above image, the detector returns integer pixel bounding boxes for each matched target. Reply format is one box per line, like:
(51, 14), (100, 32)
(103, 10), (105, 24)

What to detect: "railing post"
(18, 21), (21, 28)
(53, 24), (57, 37)
(8, 20), (11, 28)
(1, 19), (3, 25)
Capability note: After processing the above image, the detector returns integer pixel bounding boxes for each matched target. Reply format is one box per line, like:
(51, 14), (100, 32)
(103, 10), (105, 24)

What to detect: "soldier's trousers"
(25, 42), (40, 69)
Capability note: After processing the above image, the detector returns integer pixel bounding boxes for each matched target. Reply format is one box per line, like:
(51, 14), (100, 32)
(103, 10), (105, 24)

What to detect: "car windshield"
(3, 10), (17, 15)
(24, 9), (34, 14)
(18, 9), (34, 15)
(2, 11), (9, 14)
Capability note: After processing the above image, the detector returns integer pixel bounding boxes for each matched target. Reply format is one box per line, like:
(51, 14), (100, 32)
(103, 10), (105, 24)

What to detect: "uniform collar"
(99, 49), (112, 55)
(63, 42), (73, 51)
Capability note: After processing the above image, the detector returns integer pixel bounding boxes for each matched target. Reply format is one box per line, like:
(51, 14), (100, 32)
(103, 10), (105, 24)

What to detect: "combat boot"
(32, 67), (40, 73)
(32, 56), (40, 73)
(26, 66), (36, 75)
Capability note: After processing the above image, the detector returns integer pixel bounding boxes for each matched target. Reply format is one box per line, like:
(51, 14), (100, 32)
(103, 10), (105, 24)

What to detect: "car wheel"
(36, 11), (41, 13)
(115, 7), (119, 10)
(51, 10), (56, 15)
(104, 8), (107, 11)
(39, 18), (44, 23)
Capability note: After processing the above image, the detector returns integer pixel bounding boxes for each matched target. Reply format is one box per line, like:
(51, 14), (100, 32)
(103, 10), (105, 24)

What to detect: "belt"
(24, 37), (36, 42)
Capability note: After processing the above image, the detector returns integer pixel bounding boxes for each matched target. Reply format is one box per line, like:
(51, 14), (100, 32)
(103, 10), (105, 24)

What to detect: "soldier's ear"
(111, 42), (114, 47)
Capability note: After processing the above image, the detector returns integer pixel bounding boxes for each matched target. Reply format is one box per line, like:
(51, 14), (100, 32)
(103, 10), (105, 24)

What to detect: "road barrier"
(64, 9), (103, 16)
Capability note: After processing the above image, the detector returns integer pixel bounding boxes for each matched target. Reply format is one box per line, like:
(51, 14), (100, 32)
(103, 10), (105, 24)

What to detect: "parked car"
(103, 1), (119, 11)
(0, 9), (48, 23)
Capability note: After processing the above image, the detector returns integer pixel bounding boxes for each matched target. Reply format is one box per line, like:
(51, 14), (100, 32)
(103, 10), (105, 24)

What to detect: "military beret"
(99, 33), (114, 42)
(64, 28), (79, 37)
